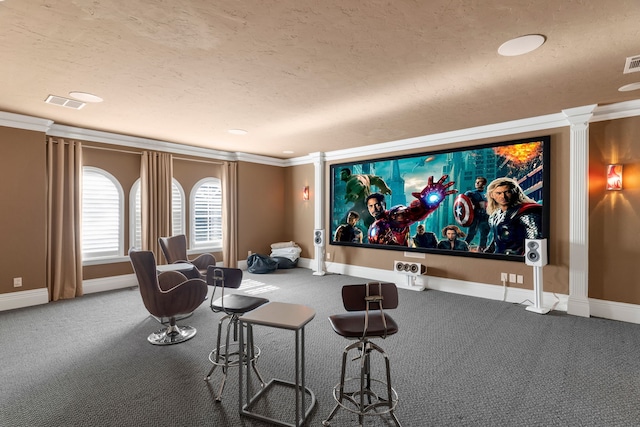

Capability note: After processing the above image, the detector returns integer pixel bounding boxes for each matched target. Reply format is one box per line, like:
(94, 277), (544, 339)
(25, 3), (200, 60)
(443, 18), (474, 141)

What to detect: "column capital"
(562, 104), (597, 127)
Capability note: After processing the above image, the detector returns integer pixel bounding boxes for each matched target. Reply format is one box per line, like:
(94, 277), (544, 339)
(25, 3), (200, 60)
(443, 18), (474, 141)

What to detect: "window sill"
(83, 255), (130, 266)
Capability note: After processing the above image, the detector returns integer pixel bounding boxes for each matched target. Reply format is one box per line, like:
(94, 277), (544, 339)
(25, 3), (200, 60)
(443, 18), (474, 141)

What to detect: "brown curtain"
(222, 161), (238, 267)
(46, 137), (83, 301)
(140, 151), (172, 261)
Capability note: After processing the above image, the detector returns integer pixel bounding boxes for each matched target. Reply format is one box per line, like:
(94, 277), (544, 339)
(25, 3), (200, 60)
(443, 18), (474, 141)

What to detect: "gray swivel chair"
(158, 234), (216, 279)
(323, 282), (401, 426)
(204, 266), (269, 401)
(129, 248), (208, 345)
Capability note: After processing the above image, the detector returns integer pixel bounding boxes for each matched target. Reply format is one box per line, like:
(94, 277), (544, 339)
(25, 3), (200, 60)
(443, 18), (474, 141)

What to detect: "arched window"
(171, 179), (185, 237)
(82, 167), (124, 260)
(130, 178), (185, 249)
(190, 177), (222, 250)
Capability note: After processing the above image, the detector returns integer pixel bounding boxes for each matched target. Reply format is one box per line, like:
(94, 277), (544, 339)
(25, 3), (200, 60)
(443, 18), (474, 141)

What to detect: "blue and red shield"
(453, 194), (475, 227)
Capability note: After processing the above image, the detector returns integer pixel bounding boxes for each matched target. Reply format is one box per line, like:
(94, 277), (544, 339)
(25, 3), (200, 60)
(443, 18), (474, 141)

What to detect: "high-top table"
(238, 302), (316, 427)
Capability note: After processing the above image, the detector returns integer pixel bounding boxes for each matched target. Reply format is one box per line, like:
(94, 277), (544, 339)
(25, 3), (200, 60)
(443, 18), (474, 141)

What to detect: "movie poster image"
(329, 136), (550, 260)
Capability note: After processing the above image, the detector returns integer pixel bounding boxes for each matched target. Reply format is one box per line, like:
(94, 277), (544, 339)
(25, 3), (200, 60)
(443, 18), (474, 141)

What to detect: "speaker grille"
(313, 229), (324, 246)
(393, 260), (424, 276)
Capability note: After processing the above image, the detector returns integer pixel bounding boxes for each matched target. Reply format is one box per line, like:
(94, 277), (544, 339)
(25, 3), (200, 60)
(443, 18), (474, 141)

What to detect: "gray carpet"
(1, 268), (639, 426)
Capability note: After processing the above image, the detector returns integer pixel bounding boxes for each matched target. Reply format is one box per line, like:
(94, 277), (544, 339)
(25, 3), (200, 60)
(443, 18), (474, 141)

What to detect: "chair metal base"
(153, 312), (193, 324)
(147, 324), (197, 345)
(323, 340), (401, 427)
(205, 315), (265, 402)
(324, 378), (399, 426)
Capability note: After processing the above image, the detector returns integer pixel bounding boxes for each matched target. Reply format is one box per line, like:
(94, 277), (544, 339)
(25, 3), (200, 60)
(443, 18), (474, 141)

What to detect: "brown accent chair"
(129, 248), (208, 345)
(204, 267), (269, 402)
(158, 234), (216, 279)
(322, 282), (401, 427)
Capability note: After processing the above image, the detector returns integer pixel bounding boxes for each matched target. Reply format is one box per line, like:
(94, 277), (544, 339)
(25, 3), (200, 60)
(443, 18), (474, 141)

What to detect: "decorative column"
(309, 152), (326, 275)
(562, 105), (596, 317)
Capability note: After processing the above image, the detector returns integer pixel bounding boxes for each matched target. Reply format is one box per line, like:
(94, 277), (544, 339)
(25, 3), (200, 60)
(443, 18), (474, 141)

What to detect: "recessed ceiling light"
(283, 150), (294, 154)
(618, 82), (640, 92)
(69, 91), (103, 103)
(228, 129), (248, 135)
(498, 34), (546, 57)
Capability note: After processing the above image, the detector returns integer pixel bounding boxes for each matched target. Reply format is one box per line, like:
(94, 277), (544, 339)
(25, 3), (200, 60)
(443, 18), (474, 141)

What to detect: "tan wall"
(0, 127), (46, 294)
(0, 116), (637, 306)
(589, 116), (640, 304)
(237, 162), (286, 258)
(288, 129), (571, 294)
(283, 163), (315, 257)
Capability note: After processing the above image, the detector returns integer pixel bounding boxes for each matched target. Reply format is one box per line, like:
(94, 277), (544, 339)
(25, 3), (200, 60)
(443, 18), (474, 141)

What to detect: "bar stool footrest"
(327, 377), (398, 419)
(207, 343), (262, 369)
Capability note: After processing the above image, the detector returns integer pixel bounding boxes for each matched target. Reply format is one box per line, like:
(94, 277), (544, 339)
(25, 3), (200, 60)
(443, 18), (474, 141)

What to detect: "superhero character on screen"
(484, 177), (542, 255)
(366, 175), (457, 246)
(334, 210), (363, 243)
(340, 168), (392, 229)
(436, 225), (470, 251)
(412, 224), (438, 249)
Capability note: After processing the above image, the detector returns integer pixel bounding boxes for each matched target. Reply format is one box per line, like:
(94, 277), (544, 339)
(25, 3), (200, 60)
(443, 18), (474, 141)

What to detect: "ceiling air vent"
(623, 55), (640, 74)
(45, 95), (86, 110)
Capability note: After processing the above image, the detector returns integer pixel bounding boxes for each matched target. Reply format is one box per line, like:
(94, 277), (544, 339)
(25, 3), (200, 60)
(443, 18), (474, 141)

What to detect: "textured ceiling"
(1, 1), (639, 159)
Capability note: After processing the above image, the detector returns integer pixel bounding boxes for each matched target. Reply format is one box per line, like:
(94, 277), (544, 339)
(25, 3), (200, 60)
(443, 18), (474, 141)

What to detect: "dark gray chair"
(323, 282), (401, 427)
(158, 234), (216, 279)
(204, 266), (269, 402)
(129, 248), (208, 345)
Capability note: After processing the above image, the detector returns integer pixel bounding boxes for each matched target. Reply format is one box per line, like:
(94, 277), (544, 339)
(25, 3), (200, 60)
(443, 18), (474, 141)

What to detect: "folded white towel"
(270, 245), (301, 262)
(270, 241), (297, 249)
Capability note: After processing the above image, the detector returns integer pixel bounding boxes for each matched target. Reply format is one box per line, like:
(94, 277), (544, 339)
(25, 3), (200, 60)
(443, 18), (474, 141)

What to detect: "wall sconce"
(303, 186), (310, 200)
(606, 164), (623, 191)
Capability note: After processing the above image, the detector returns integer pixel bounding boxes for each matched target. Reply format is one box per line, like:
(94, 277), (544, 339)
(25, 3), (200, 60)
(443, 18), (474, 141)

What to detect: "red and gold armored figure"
(366, 175), (457, 246)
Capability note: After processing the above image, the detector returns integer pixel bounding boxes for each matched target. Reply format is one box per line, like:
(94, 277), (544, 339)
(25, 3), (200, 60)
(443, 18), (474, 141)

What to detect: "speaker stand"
(312, 245), (326, 276)
(526, 265), (550, 314)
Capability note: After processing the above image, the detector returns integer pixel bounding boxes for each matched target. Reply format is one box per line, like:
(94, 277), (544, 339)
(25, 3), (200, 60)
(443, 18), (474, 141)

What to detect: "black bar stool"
(204, 267), (269, 402)
(323, 282), (401, 426)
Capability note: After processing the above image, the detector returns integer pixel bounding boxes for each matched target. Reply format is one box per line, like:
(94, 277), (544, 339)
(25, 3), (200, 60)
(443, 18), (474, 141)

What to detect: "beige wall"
(589, 116), (640, 304)
(237, 162), (286, 258)
(283, 163), (315, 257)
(0, 116), (637, 307)
(0, 127), (46, 293)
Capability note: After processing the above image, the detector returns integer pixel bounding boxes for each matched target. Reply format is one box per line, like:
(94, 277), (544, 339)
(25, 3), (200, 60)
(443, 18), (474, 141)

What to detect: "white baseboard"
(589, 298), (640, 324)
(83, 274), (138, 294)
(3, 261), (640, 325)
(0, 288), (49, 312)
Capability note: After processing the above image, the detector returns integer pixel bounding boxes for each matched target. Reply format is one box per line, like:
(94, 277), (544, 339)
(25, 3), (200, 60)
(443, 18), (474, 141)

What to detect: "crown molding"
(0, 111), (53, 133)
(322, 112), (569, 163)
(3, 99), (640, 167)
(48, 124), (240, 161)
(592, 99), (640, 122)
(234, 152), (287, 167)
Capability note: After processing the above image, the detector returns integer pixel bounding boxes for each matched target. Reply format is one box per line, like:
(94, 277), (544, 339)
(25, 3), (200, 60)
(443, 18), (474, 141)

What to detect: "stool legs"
(323, 340), (400, 427)
(205, 314), (265, 402)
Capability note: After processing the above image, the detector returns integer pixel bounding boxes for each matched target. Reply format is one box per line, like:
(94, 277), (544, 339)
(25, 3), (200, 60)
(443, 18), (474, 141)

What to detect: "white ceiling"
(1, 1), (639, 159)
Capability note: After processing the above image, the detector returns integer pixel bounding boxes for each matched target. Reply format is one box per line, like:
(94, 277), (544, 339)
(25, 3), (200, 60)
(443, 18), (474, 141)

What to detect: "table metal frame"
(239, 302), (316, 427)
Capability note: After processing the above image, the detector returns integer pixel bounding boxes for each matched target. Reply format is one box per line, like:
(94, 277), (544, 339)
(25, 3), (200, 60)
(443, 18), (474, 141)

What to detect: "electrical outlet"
(509, 273), (516, 283)
(500, 272), (508, 282)
(517, 275), (523, 284)
(248, 250), (252, 257)
(13, 277), (22, 287)
(326, 253), (331, 260)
